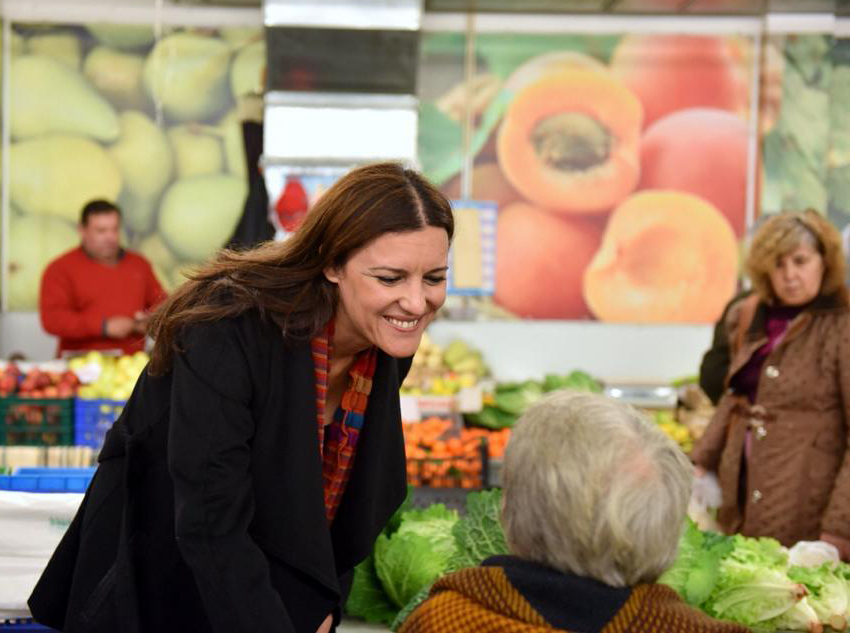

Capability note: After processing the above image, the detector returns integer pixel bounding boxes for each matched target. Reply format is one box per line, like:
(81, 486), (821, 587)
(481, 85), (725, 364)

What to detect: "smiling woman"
(28, 163), (455, 633)
(326, 227), (449, 361)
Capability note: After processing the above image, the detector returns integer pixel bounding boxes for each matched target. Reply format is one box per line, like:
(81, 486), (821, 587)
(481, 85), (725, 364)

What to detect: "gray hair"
(500, 390), (692, 587)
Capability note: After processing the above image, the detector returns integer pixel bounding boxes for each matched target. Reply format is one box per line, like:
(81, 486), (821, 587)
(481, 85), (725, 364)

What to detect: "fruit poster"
(4, 22), (264, 310)
(760, 32), (850, 257)
(419, 32), (755, 324)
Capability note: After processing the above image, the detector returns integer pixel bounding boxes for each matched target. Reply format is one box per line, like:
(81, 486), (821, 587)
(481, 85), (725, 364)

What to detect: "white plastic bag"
(788, 540), (841, 567)
(688, 470), (722, 532)
(0, 490), (83, 616)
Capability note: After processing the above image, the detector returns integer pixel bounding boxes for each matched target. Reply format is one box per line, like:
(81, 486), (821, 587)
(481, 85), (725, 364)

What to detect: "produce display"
(465, 370), (602, 429)
(660, 519), (850, 633)
(5, 23), (265, 309)
(403, 416), (511, 488)
(0, 363), (79, 398)
(652, 409), (694, 454)
(69, 350), (149, 401)
(345, 489), (508, 629)
(401, 334), (488, 396)
(348, 489), (850, 633)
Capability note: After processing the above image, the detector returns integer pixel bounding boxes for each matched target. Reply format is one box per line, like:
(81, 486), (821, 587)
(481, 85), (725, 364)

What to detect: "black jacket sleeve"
(699, 291), (751, 405)
(167, 320), (296, 633)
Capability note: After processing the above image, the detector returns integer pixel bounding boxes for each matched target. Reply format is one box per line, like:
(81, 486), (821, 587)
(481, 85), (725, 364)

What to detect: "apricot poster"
(419, 32), (755, 324)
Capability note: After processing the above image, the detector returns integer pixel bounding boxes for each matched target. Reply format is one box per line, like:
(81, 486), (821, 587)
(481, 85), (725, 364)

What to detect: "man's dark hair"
(80, 199), (121, 225)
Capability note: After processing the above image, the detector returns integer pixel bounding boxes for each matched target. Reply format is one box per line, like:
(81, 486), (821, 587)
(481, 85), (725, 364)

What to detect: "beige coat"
(691, 293), (850, 545)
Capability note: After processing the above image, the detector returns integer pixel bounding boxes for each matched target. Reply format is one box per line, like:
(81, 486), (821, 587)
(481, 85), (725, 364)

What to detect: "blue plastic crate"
(0, 620), (58, 631)
(0, 467), (96, 493)
(73, 398), (125, 448)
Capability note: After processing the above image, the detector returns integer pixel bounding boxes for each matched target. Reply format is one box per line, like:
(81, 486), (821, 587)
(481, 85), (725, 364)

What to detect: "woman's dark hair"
(147, 162), (454, 375)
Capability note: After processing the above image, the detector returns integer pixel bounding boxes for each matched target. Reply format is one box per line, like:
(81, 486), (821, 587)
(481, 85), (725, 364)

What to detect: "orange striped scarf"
(311, 321), (377, 522)
(400, 566), (751, 633)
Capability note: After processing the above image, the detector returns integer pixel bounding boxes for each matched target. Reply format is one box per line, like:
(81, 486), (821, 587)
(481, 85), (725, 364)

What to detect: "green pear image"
(143, 32), (232, 123)
(167, 124), (224, 178)
(158, 174), (247, 262)
(26, 31), (82, 69)
(218, 27), (262, 50)
(117, 190), (159, 236)
(86, 24), (155, 50)
(109, 110), (174, 200)
(7, 215), (79, 309)
(230, 40), (265, 99)
(10, 134), (123, 222)
(10, 55), (120, 141)
(137, 234), (179, 291)
(83, 46), (148, 110)
(216, 108), (247, 180)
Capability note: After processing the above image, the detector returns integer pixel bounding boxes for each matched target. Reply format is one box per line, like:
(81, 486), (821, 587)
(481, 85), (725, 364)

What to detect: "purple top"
(729, 304), (803, 402)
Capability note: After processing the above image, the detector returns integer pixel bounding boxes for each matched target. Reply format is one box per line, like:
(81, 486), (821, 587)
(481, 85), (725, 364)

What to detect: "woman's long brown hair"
(147, 162), (454, 375)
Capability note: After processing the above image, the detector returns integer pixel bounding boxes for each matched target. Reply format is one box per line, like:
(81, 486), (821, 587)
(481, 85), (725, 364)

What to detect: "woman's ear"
(324, 266), (341, 284)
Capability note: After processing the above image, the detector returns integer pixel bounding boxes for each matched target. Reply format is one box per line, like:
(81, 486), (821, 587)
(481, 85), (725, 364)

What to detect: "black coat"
(28, 311), (411, 633)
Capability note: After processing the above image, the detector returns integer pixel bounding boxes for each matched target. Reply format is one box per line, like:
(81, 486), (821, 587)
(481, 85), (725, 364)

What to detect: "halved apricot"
(496, 69), (642, 214)
(582, 190), (738, 323)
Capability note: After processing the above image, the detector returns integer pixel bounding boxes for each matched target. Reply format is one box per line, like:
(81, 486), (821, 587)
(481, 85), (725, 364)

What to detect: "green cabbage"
(373, 504), (459, 608)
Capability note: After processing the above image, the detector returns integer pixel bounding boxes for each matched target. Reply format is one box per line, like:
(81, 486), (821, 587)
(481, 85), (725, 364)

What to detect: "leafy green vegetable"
(701, 535), (805, 627)
(374, 532), (452, 609)
(345, 554), (399, 625)
(373, 505), (459, 609)
(395, 504), (459, 560)
(493, 380), (544, 415)
(542, 370), (603, 393)
(659, 519), (732, 607)
(760, 596), (820, 633)
(788, 563), (850, 631)
(447, 488), (509, 572)
(465, 405), (518, 430)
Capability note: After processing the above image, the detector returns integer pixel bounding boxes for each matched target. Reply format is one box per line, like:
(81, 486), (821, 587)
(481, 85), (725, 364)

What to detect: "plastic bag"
(788, 540), (841, 567)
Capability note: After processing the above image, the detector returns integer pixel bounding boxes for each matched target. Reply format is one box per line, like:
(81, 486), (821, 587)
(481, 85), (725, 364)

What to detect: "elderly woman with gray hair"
(400, 392), (747, 633)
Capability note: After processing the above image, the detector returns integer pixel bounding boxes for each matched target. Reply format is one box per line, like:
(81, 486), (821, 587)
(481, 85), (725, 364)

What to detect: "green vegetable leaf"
(374, 531), (455, 609)
(785, 34), (831, 87)
(345, 554), (399, 625)
(464, 405), (517, 430)
(475, 34), (592, 79)
(448, 488), (509, 571)
(418, 102), (463, 187)
(493, 380), (544, 415)
(788, 563), (850, 630)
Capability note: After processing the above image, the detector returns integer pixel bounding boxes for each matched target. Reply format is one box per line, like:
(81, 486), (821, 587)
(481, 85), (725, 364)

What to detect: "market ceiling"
(423, 0), (849, 14)
(184, 0), (850, 15)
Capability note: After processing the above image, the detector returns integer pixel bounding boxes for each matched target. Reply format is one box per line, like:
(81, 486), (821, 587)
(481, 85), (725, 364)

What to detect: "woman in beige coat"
(693, 210), (850, 559)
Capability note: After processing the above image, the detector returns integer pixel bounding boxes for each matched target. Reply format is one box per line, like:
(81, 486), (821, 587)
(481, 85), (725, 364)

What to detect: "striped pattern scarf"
(311, 321), (378, 522)
(400, 558), (750, 633)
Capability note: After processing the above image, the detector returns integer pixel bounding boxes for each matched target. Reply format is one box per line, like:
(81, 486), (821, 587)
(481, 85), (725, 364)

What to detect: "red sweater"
(39, 247), (165, 356)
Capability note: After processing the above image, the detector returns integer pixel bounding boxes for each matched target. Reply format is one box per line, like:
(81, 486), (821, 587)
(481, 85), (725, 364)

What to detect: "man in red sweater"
(39, 200), (166, 357)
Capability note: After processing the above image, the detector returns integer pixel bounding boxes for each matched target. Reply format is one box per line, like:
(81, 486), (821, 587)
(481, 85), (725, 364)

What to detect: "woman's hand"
(316, 614), (333, 633)
(820, 532), (850, 561)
